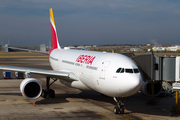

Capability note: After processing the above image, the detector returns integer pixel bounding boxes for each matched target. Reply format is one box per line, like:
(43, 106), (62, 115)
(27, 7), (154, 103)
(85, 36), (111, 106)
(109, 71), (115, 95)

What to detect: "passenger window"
(125, 69), (133, 73)
(116, 68), (122, 73)
(134, 69), (140, 73)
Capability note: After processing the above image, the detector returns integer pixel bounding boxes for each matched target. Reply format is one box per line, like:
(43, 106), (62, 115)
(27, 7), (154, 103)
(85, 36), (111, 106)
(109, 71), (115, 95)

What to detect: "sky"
(0, 0), (180, 46)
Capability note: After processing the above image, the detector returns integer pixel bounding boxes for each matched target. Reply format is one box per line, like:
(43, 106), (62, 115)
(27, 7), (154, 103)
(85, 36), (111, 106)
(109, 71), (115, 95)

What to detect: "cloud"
(0, 0), (180, 46)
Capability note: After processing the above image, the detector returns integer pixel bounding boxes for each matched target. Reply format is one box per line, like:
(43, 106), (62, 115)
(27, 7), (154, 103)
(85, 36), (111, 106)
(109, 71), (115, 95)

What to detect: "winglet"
(50, 8), (61, 50)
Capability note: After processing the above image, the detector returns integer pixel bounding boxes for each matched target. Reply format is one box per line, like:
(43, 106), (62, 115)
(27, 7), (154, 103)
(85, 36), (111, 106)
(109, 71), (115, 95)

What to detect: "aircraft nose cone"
(128, 74), (143, 95)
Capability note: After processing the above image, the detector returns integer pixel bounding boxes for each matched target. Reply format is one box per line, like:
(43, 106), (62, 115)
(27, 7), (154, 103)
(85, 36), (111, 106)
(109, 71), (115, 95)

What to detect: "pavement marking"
(85, 98), (114, 112)
(0, 64), (20, 65)
(124, 107), (169, 120)
(36, 78), (169, 120)
(107, 118), (119, 120)
(37, 78), (114, 112)
(97, 113), (110, 115)
(54, 108), (63, 109)
(130, 113), (168, 120)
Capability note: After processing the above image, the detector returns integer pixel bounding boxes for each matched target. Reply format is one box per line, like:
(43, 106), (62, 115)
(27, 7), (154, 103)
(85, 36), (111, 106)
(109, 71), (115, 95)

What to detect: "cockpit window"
(116, 68), (124, 73)
(125, 69), (133, 73)
(116, 68), (139, 73)
(116, 68), (122, 73)
(120, 68), (124, 73)
(134, 69), (140, 73)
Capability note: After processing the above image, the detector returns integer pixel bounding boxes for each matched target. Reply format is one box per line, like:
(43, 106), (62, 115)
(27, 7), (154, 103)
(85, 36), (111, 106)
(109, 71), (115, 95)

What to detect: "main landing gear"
(113, 97), (125, 114)
(41, 77), (57, 98)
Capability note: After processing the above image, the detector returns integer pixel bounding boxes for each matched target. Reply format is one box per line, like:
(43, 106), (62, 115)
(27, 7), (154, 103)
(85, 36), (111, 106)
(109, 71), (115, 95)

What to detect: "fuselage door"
(99, 61), (111, 79)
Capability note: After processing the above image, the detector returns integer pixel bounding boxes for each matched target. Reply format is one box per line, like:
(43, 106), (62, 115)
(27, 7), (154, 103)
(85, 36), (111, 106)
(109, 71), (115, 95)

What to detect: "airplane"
(0, 8), (143, 114)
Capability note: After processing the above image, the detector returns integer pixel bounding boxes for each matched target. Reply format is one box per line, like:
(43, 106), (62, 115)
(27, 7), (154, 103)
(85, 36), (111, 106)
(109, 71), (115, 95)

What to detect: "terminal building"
(167, 45), (180, 51)
(150, 45), (180, 52)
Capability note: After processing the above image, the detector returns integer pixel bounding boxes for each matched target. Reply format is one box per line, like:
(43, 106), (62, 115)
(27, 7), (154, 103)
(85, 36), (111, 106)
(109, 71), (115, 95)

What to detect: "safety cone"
(33, 102), (36, 107)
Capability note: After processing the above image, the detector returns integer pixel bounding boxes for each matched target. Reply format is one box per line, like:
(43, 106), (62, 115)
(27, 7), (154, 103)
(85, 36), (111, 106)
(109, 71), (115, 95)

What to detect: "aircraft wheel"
(120, 105), (124, 114)
(114, 106), (120, 114)
(49, 89), (55, 98)
(41, 89), (47, 98)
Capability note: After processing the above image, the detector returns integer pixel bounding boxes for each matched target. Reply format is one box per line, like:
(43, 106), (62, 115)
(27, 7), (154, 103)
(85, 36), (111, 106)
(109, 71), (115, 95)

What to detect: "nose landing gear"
(113, 97), (125, 114)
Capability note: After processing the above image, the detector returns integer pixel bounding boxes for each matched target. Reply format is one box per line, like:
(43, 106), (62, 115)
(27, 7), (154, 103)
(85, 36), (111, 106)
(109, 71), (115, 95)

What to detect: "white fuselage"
(49, 48), (143, 97)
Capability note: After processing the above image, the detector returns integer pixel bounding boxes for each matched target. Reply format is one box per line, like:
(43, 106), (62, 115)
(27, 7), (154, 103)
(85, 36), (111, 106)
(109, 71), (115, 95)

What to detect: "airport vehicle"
(0, 8), (143, 114)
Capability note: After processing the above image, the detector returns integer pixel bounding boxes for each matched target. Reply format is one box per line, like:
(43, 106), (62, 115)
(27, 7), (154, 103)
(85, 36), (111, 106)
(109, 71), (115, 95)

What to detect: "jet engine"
(20, 78), (42, 100)
(141, 81), (162, 97)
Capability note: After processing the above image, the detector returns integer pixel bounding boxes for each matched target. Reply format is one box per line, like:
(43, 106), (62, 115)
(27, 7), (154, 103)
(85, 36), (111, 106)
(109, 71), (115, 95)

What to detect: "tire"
(114, 106), (120, 114)
(41, 89), (47, 98)
(120, 105), (124, 114)
(49, 89), (55, 98)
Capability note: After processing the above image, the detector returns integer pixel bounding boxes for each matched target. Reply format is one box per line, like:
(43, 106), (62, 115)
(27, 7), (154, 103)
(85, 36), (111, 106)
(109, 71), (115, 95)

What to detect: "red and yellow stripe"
(49, 8), (60, 50)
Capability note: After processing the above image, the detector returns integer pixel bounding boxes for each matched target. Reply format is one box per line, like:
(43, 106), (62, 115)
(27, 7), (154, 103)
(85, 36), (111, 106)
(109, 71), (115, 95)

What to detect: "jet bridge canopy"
(130, 52), (179, 82)
(132, 53), (154, 81)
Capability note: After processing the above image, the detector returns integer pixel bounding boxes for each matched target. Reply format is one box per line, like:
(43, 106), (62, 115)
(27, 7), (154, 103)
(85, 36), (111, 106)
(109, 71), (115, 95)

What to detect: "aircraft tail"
(49, 8), (61, 50)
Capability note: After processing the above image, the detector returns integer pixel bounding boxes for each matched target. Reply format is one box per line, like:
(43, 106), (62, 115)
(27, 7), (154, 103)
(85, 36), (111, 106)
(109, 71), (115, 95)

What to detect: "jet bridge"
(121, 52), (180, 97)
(131, 53), (179, 82)
(131, 53), (161, 97)
(132, 53), (154, 81)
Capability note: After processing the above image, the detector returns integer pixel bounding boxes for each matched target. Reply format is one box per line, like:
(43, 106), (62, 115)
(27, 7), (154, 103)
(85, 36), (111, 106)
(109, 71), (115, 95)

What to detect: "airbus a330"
(0, 8), (143, 114)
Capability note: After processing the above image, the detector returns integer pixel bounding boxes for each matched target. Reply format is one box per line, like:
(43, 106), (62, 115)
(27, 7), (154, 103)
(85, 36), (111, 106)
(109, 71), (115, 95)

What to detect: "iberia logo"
(76, 55), (96, 65)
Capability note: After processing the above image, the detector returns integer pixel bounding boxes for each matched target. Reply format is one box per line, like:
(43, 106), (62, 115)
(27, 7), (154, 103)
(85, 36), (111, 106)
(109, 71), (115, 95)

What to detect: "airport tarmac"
(0, 55), (180, 120)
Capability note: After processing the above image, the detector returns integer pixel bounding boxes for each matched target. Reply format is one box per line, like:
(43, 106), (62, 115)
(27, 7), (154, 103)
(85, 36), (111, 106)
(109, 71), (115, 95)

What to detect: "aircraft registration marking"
(76, 55), (96, 65)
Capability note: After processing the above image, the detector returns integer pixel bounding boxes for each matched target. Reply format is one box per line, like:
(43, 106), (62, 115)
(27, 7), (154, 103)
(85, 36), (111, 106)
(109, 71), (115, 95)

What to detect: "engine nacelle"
(141, 81), (162, 97)
(20, 78), (42, 100)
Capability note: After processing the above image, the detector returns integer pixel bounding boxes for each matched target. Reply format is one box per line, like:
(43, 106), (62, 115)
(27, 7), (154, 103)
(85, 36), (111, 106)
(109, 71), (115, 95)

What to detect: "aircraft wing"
(0, 65), (78, 81)
(7, 47), (48, 54)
